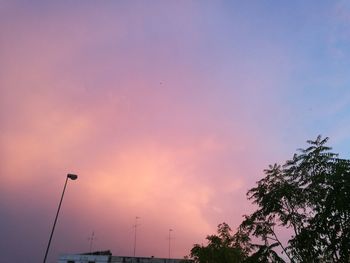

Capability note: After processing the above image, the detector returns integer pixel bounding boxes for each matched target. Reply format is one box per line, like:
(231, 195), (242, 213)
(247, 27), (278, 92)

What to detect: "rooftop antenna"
(133, 216), (140, 257)
(88, 231), (97, 253)
(168, 228), (174, 259)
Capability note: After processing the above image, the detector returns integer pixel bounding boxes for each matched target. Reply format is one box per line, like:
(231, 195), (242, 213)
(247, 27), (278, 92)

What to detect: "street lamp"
(43, 173), (78, 263)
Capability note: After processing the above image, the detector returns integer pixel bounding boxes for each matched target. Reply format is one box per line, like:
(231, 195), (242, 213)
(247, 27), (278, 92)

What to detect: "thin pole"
(168, 229), (173, 259)
(88, 231), (96, 253)
(133, 217), (140, 257)
(43, 177), (69, 263)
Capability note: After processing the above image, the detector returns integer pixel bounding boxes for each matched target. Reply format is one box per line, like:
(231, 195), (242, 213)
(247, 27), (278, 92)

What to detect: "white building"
(58, 251), (189, 263)
(58, 251), (112, 263)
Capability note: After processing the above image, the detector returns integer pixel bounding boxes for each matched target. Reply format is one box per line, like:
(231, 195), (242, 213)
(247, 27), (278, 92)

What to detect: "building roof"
(58, 251), (191, 263)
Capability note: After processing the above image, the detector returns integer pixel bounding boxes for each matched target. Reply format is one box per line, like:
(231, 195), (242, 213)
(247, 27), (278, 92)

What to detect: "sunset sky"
(1, 1), (350, 262)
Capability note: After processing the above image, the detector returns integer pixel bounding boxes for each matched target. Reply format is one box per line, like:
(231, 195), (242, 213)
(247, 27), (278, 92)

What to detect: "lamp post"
(43, 173), (78, 263)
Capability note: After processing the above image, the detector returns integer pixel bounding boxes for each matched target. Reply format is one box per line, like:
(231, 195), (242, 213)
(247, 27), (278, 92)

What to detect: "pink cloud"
(0, 2), (297, 262)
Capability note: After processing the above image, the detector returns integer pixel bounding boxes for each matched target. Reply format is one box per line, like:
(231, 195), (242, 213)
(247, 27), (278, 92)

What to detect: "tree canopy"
(240, 135), (350, 262)
(189, 136), (350, 262)
(190, 223), (246, 263)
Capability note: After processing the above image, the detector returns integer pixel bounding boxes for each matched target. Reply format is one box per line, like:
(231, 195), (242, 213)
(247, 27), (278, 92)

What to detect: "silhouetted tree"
(190, 223), (246, 263)
(188, 222), (285, 262)
(240, 136), (350, 262)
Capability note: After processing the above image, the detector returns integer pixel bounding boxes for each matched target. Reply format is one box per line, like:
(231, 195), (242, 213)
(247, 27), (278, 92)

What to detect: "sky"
(1, 1), (350, 262)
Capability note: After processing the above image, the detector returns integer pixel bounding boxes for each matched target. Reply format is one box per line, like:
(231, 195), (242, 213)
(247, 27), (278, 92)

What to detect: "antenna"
(87, 231), (97, 253)
(133, 216), (140, 257)
(168, 228), (174, 259)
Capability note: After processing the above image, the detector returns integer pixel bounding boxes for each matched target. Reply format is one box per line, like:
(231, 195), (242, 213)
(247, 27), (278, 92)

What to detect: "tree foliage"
(190, 223), (246, 263)
(189, 222), (285, 263)
(189, 136), (350, 262)
(240, 136), (350, 262)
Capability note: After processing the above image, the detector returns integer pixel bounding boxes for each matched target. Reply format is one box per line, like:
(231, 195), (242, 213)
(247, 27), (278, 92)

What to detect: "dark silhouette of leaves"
(188, 136), (350, 262)
(241, 136), (350, 262)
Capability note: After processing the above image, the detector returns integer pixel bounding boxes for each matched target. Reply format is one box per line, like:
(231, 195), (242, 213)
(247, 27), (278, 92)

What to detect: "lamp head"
(67, 173), (78, 180)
